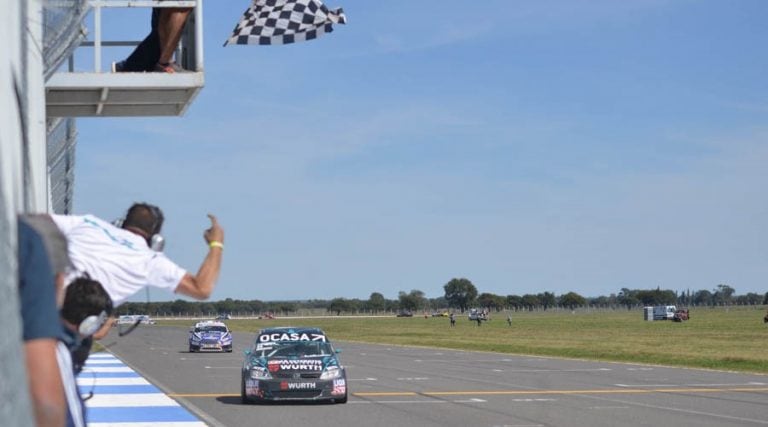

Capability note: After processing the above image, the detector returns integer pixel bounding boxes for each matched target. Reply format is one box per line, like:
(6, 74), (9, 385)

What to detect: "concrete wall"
(0, 0), (42, 425)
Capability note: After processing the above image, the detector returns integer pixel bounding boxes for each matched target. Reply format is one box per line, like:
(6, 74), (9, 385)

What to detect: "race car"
(241, 327), (347, 404)
(188, 320), (233, 353)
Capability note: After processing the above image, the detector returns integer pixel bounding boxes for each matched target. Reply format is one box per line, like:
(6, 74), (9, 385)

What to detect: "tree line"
(116, 278), (768, 316)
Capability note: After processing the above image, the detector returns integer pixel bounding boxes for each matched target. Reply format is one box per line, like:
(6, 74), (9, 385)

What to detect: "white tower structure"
(1, 1), (205, 424)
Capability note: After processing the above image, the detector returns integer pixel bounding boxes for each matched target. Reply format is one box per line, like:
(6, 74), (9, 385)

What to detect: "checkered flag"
(225, 0), (347, 46)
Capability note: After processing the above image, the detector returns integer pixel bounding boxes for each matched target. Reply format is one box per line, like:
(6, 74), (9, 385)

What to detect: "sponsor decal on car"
(291, 383), (316, 390)
(245, 379), (261, 396)
(258, 333), (326, 343)
(332, 378), (346, 395)
(267, 359), (322, 372)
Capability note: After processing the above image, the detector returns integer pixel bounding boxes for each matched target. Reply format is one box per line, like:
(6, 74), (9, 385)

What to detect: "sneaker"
(154, 62), (184, 73)
(111, 60), (126, 73)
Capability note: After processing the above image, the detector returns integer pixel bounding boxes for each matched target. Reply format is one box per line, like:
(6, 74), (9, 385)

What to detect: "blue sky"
(73, 0), (768, 302)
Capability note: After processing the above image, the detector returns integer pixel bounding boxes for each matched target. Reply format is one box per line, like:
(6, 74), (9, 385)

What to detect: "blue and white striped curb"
(78, 353), (206, 427)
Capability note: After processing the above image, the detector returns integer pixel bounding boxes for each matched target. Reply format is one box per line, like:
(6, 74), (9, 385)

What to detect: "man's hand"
(177, 214), (224, 300)
(204, 214), (224, 245)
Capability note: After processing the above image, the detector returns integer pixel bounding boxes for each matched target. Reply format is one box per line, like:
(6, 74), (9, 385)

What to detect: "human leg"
(156, 7), (192, 70)
(115, 9), (161, 72)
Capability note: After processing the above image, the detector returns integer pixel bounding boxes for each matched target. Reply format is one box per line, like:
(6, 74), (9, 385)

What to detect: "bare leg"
(157, 8), (192, 65)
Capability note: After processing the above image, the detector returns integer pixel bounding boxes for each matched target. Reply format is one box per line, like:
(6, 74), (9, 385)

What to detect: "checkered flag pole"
(225, 0), (347, 46)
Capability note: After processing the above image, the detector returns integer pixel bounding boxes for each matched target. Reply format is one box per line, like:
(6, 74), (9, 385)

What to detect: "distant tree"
(713, 284), (735, 305)
(538, 292), (556, 310)
(492, 295), (507, 311)
(398, 290), (425, 312)
(635, 288), (676, 306)
(506, 295), (523, 310)
(269, 301), (297, 313)
(735, 293), (762, 305)
(384, 299), (399, 312)
(590, 296), (609, 307)
(327, 298), (355, 316)
(170, 299), (193, 315)
(559, 292), (586, 309)
(618, 288), (639, 310)
(367, 292), (386, 313)
(443, 278), (478, 312)
(429, 296), (448, 309)
(676, 290), (694, 307)
(764, 292), (768, 305)
(248, 300), (265, 313)
(477, 293), (505, 311)
(521, 294), (540, 310)
(215, 298), (236, 315)
(693, 289), (713, 306)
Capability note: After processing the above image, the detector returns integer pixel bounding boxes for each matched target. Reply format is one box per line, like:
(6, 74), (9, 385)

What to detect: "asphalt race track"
(99, 325), (768, 427)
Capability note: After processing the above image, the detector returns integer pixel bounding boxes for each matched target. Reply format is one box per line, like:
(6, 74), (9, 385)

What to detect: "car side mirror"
(335, 348), (342, 354)
(244, 349), (251, 356)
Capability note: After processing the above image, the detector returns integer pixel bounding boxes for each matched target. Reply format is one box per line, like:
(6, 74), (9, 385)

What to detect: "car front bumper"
(243, 376), (347, 401)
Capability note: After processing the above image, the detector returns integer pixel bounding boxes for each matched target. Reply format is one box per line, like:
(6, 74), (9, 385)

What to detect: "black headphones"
(113, 203), (165, 252)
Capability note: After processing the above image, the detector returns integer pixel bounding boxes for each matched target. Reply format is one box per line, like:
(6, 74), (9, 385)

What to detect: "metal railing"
(76, 0), (204, 72)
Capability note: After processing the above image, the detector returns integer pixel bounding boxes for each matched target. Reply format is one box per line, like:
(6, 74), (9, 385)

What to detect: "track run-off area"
(98, 325), (768, 427)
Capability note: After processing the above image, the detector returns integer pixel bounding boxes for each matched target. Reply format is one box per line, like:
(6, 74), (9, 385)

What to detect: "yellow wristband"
(209, 241), (224, 250)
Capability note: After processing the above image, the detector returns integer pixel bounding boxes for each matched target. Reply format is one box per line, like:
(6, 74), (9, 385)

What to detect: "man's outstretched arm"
(175, 214), (224, 300)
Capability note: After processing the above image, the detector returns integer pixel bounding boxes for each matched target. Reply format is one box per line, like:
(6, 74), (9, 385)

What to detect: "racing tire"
(189, 346), (195, 353)
(334, 394), (348, 404)
(240, 378), (249, 404)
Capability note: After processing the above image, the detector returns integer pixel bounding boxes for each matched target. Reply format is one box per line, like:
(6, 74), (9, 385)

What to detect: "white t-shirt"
(52, 214), (187, 307)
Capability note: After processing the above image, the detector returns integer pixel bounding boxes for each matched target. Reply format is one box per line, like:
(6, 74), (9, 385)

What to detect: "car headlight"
(320, 366), (341, 380)
(249, 367), (272, 380)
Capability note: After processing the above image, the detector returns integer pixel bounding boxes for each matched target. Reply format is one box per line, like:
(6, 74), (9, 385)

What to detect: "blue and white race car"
(188, 320), (233, 353)
(241, 327), (347, 404)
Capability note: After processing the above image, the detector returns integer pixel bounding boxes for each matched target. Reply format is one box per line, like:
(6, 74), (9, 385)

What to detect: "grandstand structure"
(0, 1), (204, 424)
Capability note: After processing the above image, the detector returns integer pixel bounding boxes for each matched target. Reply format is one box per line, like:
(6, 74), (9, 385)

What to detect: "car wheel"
(240, 378), (249, 404)
(335, 393), (348, 404)
(189, 346), (195, 353)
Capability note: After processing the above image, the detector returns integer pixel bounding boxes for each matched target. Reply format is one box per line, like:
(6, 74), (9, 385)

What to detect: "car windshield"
(253, 341), (333, 358)
(196, 325), (227, 333)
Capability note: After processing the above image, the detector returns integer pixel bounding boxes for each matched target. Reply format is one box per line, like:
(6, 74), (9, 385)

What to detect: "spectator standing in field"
(507, 314), (512, 327)
(449, 312), (456, 327)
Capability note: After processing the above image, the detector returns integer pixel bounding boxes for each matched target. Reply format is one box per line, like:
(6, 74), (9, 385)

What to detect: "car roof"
(255, 327), (329, 343)
(194, 320), (227, 328)
(257, 326), (325, 335)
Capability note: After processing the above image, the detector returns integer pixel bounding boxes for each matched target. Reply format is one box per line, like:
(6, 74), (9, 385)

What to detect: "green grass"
(157, 306), (768, 374)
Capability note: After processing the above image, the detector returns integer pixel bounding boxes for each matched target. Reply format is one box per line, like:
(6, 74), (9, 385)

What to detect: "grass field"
(157, 306), (768, 374)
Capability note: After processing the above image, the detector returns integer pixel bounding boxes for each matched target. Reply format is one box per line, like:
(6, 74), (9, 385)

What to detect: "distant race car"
(241, 327), (347, 404)
(188, 320), (233, 353)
